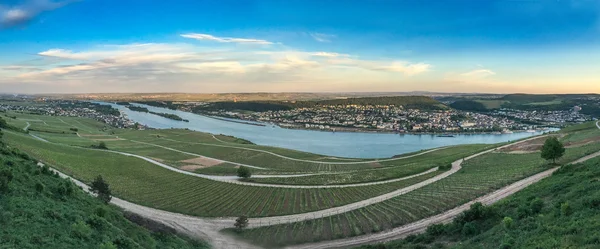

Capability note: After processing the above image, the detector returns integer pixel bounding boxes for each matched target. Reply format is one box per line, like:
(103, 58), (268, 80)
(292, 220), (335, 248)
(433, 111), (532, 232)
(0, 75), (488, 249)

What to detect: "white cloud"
(5, 38), (432, 92)
(181, 33), (273, 45)
(310, 33), (336, 43)
(0, 0), (74, 28)
(460, 69), (496, 78)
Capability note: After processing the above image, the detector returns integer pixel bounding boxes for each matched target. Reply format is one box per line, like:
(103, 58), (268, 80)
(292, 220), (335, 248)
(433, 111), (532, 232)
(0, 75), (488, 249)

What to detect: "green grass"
(228, 142), (600, 247)
(3, 131), (445, 218)
(0, 133), (208, 249)
(526, 100), (563, 106)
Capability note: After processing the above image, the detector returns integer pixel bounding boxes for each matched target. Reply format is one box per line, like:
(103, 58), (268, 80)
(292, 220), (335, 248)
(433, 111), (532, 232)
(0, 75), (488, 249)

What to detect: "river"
(98, 102), (552, 158)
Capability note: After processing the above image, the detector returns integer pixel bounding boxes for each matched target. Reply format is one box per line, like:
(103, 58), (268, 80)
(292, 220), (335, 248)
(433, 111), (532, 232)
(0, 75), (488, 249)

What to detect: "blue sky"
(1, 0), (599, 93)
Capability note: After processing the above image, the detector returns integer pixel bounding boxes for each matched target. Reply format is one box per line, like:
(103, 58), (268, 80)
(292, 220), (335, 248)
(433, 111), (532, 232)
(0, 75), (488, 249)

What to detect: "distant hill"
(194, 96), (449, 112)
(448, 94), (600, 117)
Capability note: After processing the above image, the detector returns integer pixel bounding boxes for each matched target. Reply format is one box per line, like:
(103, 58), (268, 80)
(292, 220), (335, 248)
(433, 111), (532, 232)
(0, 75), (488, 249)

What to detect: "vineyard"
(229, 141), (600, 247)
(3, 131), (444, 218)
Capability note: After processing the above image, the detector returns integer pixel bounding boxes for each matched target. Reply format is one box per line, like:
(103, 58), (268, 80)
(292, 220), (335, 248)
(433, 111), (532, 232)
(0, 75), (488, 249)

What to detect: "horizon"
(1, 0), (599, 94)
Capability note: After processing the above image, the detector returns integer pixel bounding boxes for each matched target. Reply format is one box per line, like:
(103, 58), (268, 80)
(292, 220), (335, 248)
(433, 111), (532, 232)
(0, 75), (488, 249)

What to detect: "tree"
(234, 215), (248, 232)
(90, 175), (112, 203)
(541, 137), (565, 164)
(98, 141), (108, 150)
(530, 198), (544, 214)
(237, 166), (251, 178)
(502, 217), (513, 230)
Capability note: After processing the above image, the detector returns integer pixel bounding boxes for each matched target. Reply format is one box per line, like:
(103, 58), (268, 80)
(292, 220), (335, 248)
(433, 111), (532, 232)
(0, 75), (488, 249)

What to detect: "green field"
(228, 141), (600, 247)
(3, 131), (447, 218)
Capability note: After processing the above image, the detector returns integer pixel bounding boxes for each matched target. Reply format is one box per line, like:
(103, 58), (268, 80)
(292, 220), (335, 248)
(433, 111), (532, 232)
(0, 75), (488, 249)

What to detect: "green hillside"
(195, 96), (448, 112)
(359, 154), (600, 249)
(0, 129), (208, 249)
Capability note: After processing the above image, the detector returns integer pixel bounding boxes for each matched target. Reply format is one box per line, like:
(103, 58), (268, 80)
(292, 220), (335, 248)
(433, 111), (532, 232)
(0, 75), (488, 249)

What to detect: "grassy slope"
(359, 157), (600, 249)
(0, 131), (208, 249)
(1, 131), (447, 218)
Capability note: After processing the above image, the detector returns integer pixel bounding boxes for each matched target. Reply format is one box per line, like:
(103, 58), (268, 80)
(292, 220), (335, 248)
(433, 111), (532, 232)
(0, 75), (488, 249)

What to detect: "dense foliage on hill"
(359, 157), (600, 249)
(0, 130), (208, 249)
(136, 101), (179, 110)
(195, 96), (448, 113)
(126, 105), (188, 122)
(449, 100), (489, 112)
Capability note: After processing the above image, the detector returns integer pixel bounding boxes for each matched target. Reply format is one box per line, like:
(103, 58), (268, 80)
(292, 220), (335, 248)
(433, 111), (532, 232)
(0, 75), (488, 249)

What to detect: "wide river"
(100, 102), (552, 158)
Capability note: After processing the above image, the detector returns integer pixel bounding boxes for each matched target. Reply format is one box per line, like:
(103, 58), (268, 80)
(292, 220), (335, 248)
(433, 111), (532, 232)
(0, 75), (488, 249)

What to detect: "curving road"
(23, 122), (30, 131)
(286, 123), (600, 249)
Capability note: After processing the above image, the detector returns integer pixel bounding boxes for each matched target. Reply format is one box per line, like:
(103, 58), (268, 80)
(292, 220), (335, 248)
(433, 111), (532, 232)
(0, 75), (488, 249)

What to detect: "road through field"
(287, 123), (600, 249)
(23, 121), (30, 131)
(37, 133), (600, 249)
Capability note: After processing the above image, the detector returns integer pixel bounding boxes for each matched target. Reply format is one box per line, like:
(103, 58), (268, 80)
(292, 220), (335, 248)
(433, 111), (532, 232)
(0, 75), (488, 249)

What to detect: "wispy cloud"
(310, 33), (336, 42)
(0, 0), (75, 28)
(181, 33), (273, 45)
(460, 69), (496, 78)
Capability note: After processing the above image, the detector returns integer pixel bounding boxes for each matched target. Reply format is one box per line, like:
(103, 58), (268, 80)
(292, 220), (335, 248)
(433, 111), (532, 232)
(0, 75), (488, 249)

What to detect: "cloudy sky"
(1, 0), (599, 94)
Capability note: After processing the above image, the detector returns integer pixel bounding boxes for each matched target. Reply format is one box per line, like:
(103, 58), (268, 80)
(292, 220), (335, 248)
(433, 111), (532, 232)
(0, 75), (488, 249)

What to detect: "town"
(195, 103), (593, 134)
(0, 100), (134, 129)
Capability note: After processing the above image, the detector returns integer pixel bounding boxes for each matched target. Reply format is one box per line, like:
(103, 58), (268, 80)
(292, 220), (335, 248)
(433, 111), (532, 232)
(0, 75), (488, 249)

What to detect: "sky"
(0, 0), (599, 94)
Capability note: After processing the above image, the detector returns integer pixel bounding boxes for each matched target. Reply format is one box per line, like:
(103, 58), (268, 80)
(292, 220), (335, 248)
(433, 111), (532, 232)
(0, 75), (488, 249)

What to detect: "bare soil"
(179, 156), (223, 167)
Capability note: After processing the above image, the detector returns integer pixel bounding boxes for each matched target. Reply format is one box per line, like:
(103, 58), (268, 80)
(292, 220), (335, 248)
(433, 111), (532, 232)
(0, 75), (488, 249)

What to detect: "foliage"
(90, 175), (112, 204)
(449, 100), (489, 112)
(195, 96), (448, 113)
(0, 141), (208, 249)
(234, 216), (249, 231)
(541, 137), (565, 163)
(237, 166), (252, 178)
(502, 216), (513, 230)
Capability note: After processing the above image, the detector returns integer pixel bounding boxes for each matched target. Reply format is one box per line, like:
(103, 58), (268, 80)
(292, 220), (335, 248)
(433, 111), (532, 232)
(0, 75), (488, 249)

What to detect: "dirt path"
(23, 121), (30, 131)
(288, 151), (600, 249)
(40, 164), (259, 249)
(287, 124), (600, 249)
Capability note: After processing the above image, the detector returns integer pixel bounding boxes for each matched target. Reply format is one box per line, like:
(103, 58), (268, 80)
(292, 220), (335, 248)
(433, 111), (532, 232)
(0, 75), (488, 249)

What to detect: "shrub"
(561, 202), (572, 216)
(234, 215), (249, 232)
(426, 223), (446, 236)
(237, 166), (252, 178)
(461, 222), (477, 237)
(35, 182), (45, 193)
(530, 198), (544, 214)
(71, 220), (92, 239)
(502, 217), (513, 230)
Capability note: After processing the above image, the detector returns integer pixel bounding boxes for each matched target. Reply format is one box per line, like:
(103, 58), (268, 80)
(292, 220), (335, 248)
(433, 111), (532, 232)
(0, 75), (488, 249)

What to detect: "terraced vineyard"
(3, 131), (444, 218)
(229, 141), (600, 247)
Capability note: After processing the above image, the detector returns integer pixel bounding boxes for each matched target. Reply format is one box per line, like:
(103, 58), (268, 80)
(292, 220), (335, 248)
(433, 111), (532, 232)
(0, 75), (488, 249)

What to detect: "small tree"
(98, 141), (108, 150)
(502, 217), (513, 230)
(234, 215), (248, 232)
(237, 166), (251, 178)
(90, 175), (112, 203)
(541, 137), (565, 164)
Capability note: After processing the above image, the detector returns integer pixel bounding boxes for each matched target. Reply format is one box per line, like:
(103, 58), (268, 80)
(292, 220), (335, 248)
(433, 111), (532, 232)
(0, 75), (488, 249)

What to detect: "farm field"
(2, 131), (446, 218)
(228, 141), (600, 247)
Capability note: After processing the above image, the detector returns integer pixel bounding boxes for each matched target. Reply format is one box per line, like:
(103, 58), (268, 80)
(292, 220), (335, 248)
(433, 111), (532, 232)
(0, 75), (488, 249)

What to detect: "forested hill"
(0, 127), (207, 249)
(195, 96), (448, 112)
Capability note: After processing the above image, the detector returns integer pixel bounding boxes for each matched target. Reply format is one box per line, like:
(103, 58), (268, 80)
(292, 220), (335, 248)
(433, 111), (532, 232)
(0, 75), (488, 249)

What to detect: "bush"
(530, 198), (544, 214)
(71, 220), (92, 239)
(426, 223), (446, 236)
(237, 166), (252, 178)
(234, 215), (249, 231)
(502, 217), (513, 230)
(461, 222), (477, 237)
(561, 202), (572, 216)
(438, 163), (452, 171)
(35, 182), (45, 193)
